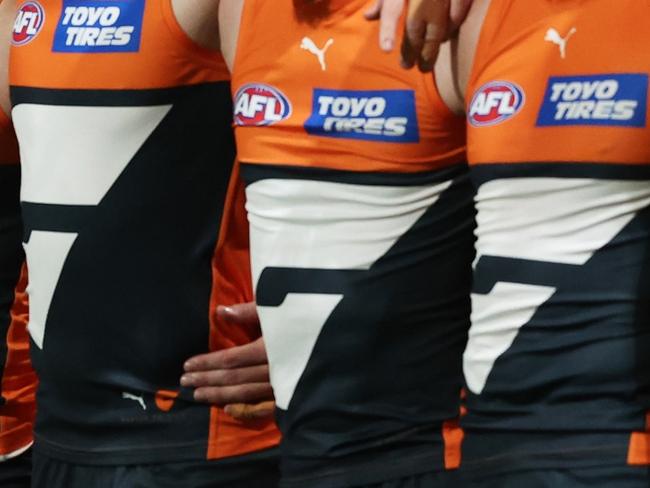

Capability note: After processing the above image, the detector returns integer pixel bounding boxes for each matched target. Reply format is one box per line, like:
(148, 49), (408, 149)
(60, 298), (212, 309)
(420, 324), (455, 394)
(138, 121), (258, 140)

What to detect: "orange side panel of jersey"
(0, 111), (19, 165)
(207, 160), (280, 459)
(233, 0), (465, 173)
(1, 265), (37, 457)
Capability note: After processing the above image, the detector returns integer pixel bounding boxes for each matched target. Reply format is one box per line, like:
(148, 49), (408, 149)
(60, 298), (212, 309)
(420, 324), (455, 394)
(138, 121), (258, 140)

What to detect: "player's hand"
(181, 303), (275, 419)
(365, 0), (473, 71)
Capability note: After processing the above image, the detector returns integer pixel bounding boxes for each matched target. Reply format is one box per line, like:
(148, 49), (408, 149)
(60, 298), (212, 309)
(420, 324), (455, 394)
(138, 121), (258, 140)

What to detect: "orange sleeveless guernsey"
(232, 1), (472, 486)
(233, 0), (465, 172)
(463, 0), (650, 475)
(0, 110), (35, 461)
(10, 0), (278, 464)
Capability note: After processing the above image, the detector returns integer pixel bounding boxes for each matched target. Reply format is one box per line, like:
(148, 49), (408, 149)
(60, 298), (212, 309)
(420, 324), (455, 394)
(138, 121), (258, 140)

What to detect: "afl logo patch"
(469, 81), (525, 127)
(12, 1), (45, 46)
(234, 84), (292, 126)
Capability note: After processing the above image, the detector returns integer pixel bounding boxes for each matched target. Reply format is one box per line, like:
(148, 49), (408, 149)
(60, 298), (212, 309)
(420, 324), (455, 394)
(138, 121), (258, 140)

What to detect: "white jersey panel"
(14, 104), (171, 205)
(465, 177), (650, 394)
(474, 177), (650, 265)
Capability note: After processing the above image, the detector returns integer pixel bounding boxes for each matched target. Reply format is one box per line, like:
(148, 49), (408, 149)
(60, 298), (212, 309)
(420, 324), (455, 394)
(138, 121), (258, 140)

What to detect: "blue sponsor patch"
(537, 74), (648, 127)
(305, 89), (419, 143)
(53, 0), (145, 53)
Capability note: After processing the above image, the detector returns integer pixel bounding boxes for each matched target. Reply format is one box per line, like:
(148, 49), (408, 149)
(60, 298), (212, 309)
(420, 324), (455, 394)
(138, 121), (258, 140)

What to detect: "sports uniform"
(0, 107), (35, 488)
(461, 0), (650, 485)
(233, 1), (472, 486)
(9, 0), (279, 485)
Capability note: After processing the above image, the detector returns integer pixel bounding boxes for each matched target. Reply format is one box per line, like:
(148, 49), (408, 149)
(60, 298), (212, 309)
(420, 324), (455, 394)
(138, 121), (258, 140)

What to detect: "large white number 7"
(464, 176), (650, 394)
(13, 102), (170, 349)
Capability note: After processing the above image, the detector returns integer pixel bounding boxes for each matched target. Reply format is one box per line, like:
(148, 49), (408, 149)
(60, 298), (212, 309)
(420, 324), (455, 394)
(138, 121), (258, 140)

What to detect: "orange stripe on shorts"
(442, 419), (464, 470)
(627, 412), (650, 465)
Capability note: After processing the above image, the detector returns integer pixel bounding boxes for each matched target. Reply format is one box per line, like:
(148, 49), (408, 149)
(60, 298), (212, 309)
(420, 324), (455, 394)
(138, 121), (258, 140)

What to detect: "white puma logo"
(122, 392), (147, 411)
(544, 27), (577, 59)
(300, 37), (334, 71)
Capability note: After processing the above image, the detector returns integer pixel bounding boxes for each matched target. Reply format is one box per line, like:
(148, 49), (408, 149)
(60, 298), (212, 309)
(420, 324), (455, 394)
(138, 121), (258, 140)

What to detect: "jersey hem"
(0, 441), (32, 462)
(34, 427), (279, 466)
(206, 420), (281, 460)
(33, 436), (212, 466)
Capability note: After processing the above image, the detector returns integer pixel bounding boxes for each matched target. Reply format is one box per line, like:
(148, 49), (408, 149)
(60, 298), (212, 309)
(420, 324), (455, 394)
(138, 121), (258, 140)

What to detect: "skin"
(366, 0), (473, 71)
(433, 0), (490, 113)
(218, 0), (244, 71)
(0, 0), (14, 115)
(182, 303), (275, 419)
(171, 0), (221, 50)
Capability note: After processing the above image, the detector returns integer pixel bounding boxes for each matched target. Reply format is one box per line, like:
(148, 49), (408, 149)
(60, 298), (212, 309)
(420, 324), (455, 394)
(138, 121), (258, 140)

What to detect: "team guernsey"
(10, 0), (278, 464)
(463, 0), (650, 476)
(234, 0), (472, 486)
(0, 109), (35, 462)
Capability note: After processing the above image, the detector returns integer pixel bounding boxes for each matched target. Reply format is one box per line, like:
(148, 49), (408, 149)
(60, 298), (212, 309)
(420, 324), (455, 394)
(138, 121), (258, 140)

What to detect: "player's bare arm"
(218, 0), (244, 72)
(434, 0), (490, 114)
(171, 0), (221, 50)
(0, 0), (14, 114)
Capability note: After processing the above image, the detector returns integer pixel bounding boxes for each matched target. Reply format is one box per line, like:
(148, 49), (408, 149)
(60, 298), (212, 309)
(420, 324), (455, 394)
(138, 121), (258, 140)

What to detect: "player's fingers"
(183, 337), (267, 372)
(449, 0), (473, 33)
(193, 383), (274, 406)
(225, 401), (276, 421)
(364, 0), (382, 20)
(181, 364), (269, 388)
(378, 0), (404, 52)
(216, 301), (259, 327)
(401, 19), (425, 68)
(418, 22), (444, 72)
(403, 0), (450, 70)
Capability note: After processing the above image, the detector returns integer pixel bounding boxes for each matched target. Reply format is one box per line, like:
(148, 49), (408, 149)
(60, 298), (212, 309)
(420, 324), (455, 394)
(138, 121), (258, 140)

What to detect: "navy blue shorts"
(0, 448), (32, 488)
(354, 470), (459, 488)
(32, 447), (279, 488)
(461, 465), (650, 488)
